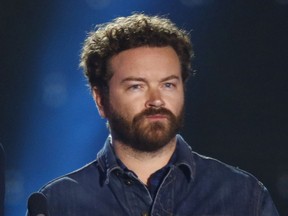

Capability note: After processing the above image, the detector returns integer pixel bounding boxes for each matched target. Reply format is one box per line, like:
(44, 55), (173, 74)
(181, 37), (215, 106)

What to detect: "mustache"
(141, 107), (174, 116)
(133, 107), (175, 123)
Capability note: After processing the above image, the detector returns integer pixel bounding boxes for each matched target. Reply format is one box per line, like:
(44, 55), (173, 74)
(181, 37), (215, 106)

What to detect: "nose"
(145, 88), (165, 108)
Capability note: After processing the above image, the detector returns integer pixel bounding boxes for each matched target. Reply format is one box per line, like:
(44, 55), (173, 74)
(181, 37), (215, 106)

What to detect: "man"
(27, 13), (279, 215)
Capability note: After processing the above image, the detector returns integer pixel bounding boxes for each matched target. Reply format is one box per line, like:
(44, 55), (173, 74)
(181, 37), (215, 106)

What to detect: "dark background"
(1, 0), (287, 215)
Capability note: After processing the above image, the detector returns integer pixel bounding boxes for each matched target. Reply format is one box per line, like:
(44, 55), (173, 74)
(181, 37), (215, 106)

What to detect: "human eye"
(127, 83), (143, 91)
(163, 82), (176, 89)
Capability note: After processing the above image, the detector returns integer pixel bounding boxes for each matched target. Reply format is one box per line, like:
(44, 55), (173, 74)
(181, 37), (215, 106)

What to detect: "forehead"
(108, 46), (182, 81)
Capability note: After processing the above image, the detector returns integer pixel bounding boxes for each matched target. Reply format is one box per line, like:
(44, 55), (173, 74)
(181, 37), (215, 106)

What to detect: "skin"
(93, 46), (184, 184)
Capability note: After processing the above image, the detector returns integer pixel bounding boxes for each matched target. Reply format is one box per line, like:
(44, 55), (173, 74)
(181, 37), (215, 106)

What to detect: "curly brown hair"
(80, 13), (194, 97)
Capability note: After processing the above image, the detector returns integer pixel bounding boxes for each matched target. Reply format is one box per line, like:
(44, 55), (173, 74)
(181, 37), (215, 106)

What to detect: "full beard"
(106, 105), (184, 153)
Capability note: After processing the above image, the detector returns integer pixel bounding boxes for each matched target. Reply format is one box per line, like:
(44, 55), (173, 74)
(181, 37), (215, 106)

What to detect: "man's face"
(95, 46), (185, 152)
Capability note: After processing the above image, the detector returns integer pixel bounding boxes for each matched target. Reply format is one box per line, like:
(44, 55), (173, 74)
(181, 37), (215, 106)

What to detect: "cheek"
(175, 99), (184, 115)
(165, 92), (184, 113)
(110, 95), (142, 118)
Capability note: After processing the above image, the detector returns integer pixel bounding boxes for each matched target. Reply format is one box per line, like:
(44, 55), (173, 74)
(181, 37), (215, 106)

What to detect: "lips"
(146, 114), (167, 119)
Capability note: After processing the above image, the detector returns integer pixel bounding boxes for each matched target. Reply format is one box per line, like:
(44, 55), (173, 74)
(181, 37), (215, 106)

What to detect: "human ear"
(92, 87), (106, 118)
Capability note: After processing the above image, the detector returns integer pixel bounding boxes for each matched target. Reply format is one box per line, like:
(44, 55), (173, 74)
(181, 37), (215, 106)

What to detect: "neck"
(112, 136), (177, 185)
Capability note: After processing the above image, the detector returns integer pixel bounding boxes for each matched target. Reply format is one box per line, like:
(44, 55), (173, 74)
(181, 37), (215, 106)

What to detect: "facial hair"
(106, 104), (184, 153)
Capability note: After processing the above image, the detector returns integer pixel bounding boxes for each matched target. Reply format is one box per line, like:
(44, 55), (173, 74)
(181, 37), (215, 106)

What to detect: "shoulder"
(190, 151), (279, 215)
(176, 135), (265, 190)
(39, 160), (101, 195)
(191, 151), (266, 190)
(33, 160), (111, 214)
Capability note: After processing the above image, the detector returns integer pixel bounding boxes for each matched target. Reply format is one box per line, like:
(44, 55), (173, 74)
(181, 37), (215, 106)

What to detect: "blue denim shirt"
(27, 135), (279, 216)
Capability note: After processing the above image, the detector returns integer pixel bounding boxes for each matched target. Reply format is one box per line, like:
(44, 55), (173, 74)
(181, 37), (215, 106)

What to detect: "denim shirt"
(27, 135), (279, 216)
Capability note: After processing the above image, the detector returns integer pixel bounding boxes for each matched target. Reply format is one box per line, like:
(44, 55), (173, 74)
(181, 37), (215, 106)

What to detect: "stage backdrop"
(0, 0), (287, 215)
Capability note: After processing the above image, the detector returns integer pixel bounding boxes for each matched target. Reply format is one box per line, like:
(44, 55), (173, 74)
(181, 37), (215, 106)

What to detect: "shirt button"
(141, 212), (149, 216)
(124, 179), (133, 185)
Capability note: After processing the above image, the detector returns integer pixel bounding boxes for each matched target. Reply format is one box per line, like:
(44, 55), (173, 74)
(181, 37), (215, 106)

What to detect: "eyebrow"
(160, 75), (181, 82)
(120, 77), (147, 84)
(120, 75), (180, 84)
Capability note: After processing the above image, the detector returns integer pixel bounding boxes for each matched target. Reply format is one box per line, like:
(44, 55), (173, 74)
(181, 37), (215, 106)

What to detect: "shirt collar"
(97, 134), (196, 183)
(96, 136), (122, 184)
(174, 134), (196, 181)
